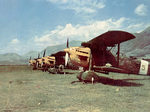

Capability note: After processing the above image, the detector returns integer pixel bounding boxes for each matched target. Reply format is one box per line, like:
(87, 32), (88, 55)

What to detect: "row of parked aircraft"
(29, 50), (67, 73)
(29, 30), (150, 83)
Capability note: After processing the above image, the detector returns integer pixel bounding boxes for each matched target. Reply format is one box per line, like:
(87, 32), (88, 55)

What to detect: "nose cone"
(29, 61), (31, 65)
(64, 48), (69, 53)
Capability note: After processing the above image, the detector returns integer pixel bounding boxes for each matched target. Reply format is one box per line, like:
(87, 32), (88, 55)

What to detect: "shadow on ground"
(98, 76), (144, 87)
(71, 76), (150, 87)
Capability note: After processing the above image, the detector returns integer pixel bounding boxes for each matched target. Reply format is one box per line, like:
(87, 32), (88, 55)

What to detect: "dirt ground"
(0, 65), (150, 112)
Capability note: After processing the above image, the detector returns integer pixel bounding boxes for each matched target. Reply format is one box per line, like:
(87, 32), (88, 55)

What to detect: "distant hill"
(0, 53), (27, 65)
(1, 27), (150, 65)
(0, 53), (22, 61)
(121, 27), (150, 58)
(0, 40), (82, 65)
(22, 51), (40, 59)
(40, 40), (82, 57)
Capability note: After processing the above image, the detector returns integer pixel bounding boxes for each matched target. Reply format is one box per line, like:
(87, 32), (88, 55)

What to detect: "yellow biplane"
(64, 31), (150, 83)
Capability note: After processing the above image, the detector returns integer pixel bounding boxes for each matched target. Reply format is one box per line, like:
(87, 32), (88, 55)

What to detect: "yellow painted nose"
(64, 48), (69, 53)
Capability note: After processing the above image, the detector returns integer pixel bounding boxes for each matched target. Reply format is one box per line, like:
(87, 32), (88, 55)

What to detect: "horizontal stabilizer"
(93, 66), (129, 74)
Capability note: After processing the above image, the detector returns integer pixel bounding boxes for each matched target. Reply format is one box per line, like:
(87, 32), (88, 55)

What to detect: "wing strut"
(89, 50), (92, 71)
(102, 47), (106, 66)
(117, 43), (120, 67)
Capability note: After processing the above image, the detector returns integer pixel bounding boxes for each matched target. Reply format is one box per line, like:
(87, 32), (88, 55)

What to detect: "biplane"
(41, 55), (55, 71)
(36, 50), (46, 68)
(28, 56), (36, 66)
(48, 51), (66, 73)
(42, 50), (79, 73)
(29, 50), (46, 70)
(64, 31), (150, 83)
(38, 51), (66, 73)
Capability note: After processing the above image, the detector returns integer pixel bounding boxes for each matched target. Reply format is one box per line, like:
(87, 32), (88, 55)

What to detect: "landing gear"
(49, 68), (59, 74)
(48, 64), (65, 74)
(76, 70), (99, 83)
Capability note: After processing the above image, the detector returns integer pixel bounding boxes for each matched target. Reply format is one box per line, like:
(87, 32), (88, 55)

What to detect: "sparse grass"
(0, 65), (150, 112)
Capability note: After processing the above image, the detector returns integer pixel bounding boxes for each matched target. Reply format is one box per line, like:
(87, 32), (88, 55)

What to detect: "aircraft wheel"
(49, 68), (58, 74)
(59, 64), (64, 72)
(81, 71), (99, 83)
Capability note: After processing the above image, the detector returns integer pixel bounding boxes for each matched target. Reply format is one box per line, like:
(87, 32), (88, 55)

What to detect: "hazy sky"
(0, 0), (150, 55)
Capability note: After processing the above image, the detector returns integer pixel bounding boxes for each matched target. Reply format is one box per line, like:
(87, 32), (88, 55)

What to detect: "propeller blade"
(43, 49), (46, 57)
(65, 38), (69, 66)
(41, 61), (43, 67)
(36, 62), (39, 68)
(28, 62), (30, 66)
(36, 61), (38, 68)
(65, 53), (69, 66)
(67, 38), (69, 48)
(29, 57), (31, 66)
(38, 53), (40, 59)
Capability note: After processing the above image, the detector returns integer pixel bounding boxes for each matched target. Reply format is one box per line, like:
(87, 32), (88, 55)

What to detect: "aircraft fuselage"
(42, 56), (55, 67)
(64, 47), (91, 68)
(29, 60), (36, 66)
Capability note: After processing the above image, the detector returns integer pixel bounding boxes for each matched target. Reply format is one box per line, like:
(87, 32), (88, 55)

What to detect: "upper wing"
(81, 31), (136, 49)
(51, 51), (66, 57)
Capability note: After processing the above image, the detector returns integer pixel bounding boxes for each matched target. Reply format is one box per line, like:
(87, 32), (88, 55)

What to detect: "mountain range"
(0, 27), (150, 65)
(0, 41), (82, 65)
(122, 27), (150, 57)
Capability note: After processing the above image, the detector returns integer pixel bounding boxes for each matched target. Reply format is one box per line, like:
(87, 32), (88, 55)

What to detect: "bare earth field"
(0, 65), (150, 112)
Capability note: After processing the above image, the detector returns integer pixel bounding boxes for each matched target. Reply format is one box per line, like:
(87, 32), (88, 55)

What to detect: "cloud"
(46, 0), (105, 14)
(33, 17), (150, 51)
(33, 17), (129, 48)
(0, 17), (148, 55)
(10, 38), (20, 45)
(135, 4), (148, 16)
(0, 38), (21, 54)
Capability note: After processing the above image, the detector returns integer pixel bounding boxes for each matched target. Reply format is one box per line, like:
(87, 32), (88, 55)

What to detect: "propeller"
(67, 38), (69, 48)
(38, 53), (40, 59)
(43, 49), (46, 57)
(36, 61), (39, 68)
(65, 53), (69, 66)
(65, 38), (69, 66)
(41, 58), (45, 67)
(41, 49), (46, 67)
(36, 53), (40, 68)
(28, 56), (31, 66)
